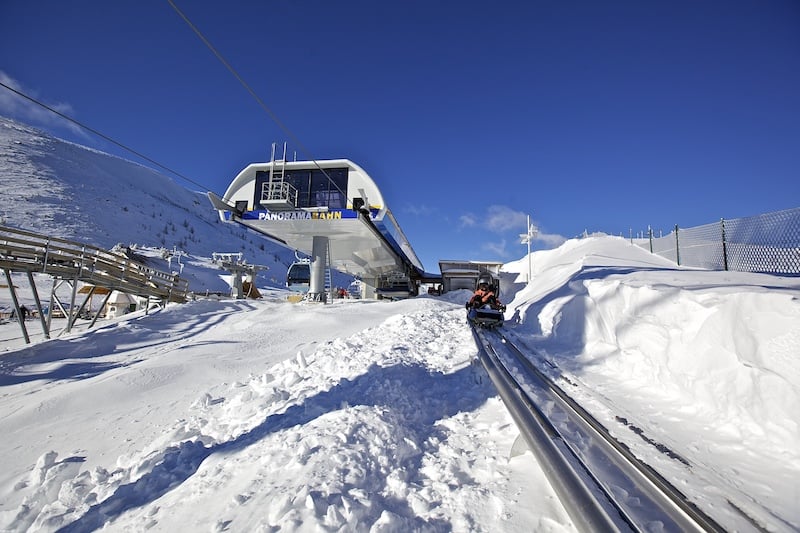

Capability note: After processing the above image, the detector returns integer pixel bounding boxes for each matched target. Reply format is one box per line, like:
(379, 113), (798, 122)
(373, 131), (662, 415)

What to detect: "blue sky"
(2, 1), (799, 272)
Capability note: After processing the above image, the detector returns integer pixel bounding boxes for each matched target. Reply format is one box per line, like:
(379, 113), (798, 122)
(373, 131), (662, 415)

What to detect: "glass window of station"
(255, 168), (348, 210)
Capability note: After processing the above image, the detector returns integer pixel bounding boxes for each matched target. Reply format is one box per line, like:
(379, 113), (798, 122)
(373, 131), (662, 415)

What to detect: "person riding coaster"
(466, 274), (505, 328)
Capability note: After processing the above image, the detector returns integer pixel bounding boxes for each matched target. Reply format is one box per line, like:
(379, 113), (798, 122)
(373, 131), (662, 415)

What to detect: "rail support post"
(4, 268), (30, 344)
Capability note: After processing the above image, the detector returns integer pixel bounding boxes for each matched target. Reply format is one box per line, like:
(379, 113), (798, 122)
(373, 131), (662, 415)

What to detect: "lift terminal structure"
(209, 145), (439, 300)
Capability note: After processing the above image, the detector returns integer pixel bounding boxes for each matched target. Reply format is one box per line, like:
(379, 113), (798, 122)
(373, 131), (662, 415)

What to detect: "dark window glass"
(328, 169), (348, 209)
(287, 263), (310, 282)
(254, 170), (268, 209)
(254, 168), (349, 209)
(310, 171), (328, 208)
(286, 170), (312, 207)
(288, 168), (348, 208)
(310, 169), (348, 209)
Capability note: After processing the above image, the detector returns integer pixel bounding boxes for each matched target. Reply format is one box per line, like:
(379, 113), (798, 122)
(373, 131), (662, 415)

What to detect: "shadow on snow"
(0, 301), (248, 386)
(59, 360), (494, 532)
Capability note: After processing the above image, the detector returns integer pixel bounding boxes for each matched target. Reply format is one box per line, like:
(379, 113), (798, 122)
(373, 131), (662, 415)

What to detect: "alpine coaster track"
(470, 324), (728, 533)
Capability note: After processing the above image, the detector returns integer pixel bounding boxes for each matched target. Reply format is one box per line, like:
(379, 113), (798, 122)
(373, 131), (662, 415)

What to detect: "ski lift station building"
(209, 151), (439, 300)
(438, 260), (504, 293)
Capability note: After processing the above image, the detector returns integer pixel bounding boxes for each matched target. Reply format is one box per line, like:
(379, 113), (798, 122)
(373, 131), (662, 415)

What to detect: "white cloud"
(459, 213), (477, 228)
(485, 205), (528, 233)
(403, 204), (435, 217)
(0, 71), (85, 138)
(459, 205), (529, 233)
(482, 238), (509, 258)
(458, 206), (566, 252)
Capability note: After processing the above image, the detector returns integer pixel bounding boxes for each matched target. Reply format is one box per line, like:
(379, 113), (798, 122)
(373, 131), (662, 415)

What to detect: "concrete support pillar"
(361, 278), (378, 300)
(308, 235), (328, 302)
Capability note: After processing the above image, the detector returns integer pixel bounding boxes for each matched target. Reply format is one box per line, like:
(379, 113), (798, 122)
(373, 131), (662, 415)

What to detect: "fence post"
(674, 224), (680, 265)
(648, 226), (653, 253)
(721, 218), (728, 271)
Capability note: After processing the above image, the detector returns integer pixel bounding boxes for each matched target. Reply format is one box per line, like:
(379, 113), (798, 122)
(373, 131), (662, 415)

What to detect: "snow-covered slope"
(0, 115), (299, 293)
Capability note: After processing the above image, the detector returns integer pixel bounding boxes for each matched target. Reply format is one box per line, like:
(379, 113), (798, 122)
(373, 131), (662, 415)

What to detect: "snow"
(0, 292), (568, 532)
(2, 238), (798, 532)
(1, 117), (799, 531)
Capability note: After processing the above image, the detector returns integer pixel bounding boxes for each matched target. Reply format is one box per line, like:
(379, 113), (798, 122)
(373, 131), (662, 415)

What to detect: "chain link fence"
(635, 207), (800, 275)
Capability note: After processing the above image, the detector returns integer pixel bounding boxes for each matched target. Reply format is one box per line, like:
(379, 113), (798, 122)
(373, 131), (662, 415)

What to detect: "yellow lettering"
(308, 211), (343, 220)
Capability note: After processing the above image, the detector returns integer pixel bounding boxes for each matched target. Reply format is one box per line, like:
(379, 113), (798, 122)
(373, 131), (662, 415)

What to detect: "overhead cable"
(0, 81), (211, 192)
(166, 0), (345, 198)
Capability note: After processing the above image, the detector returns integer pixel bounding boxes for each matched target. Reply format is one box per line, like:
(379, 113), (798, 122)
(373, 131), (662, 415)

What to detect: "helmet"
(477, 274), (493, 288)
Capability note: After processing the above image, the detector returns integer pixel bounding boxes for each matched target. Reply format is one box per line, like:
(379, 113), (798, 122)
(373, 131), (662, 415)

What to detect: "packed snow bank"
(502, 235), (800, 530)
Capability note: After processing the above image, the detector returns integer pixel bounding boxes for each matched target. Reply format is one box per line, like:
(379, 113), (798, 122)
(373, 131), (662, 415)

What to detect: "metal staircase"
(324, 241), (333, 300)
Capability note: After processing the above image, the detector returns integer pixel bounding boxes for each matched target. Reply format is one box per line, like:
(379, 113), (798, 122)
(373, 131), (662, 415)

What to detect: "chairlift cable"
(166, 0), (347, 201)
(0, 81), (211, 192)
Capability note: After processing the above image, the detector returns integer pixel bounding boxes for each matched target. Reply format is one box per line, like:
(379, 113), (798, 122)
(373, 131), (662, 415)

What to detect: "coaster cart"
(466, 273), (505, 329)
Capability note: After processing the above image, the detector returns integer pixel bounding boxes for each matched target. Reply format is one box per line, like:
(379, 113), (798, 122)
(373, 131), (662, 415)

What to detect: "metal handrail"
(0, 225), (189, 303)
(261, 181), (298, 207)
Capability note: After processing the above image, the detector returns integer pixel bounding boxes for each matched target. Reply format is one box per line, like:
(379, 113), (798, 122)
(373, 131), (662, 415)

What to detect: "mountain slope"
(0, 116), (299, 292)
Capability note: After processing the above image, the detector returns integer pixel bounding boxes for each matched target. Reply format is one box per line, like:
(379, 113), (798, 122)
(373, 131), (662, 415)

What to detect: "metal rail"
(1, 225), (189, 343)
(471, 325), (726, 533)
(0, 226), (189, 301)
(470, 326), (623, 532)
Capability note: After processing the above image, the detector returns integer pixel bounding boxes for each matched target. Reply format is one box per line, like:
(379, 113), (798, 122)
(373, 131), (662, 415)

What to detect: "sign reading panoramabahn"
(243, 210), (375, 221)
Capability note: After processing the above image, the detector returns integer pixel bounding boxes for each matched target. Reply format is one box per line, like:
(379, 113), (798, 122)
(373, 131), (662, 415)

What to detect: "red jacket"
(468, 287), (502, 309)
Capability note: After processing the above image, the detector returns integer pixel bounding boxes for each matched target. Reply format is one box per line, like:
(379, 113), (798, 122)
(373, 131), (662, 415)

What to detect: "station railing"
(0, 225), (189, 304)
